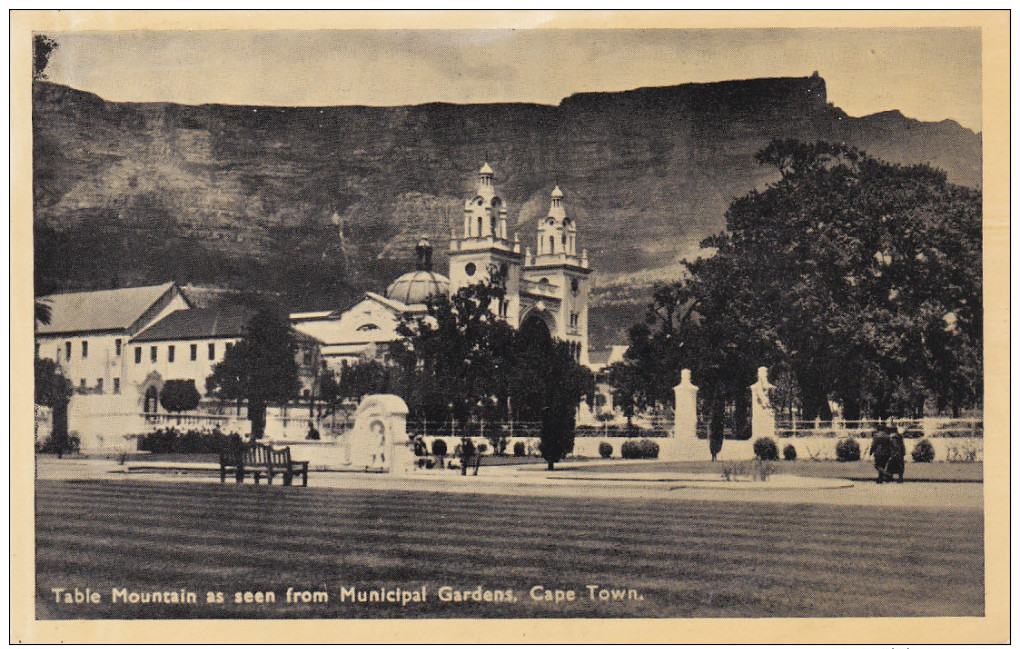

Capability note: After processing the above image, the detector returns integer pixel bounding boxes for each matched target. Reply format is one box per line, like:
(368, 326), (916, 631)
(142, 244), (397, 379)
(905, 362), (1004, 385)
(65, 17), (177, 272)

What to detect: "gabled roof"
(132, 305), (253, 343)
(36, 282), (184, 336)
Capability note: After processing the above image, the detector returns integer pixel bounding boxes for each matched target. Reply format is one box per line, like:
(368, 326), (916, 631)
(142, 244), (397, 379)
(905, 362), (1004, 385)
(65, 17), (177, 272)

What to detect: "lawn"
(36, 480), (983, 619)
(562, 460), (983, 482)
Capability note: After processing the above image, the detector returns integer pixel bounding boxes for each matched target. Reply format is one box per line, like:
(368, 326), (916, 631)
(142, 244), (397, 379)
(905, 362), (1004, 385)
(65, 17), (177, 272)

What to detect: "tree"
(34, 299), (51, 328)
(626, 139), (982, 430)
(35, 357), (73, 457)
(394, 281), (594, 468)
(158, 379), (201, 414)
(206, 309), (301, 440)
(338, 360), (393, 402)
(511, 317), (596, 470)
(393, 282), (516, 431)
(33, 34), (58, 81)
(605, 361), (640, 428)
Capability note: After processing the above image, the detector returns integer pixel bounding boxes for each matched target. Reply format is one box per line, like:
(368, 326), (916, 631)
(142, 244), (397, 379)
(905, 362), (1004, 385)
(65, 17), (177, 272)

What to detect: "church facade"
(447, 163), (592, 365)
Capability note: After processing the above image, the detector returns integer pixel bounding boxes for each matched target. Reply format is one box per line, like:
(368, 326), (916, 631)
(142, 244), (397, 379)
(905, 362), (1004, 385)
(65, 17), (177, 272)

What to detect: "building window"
(208, 343), (215, 361)
(135, 347), (142, 364)
(113, 378), (120, 394)
(190, 344), (197, 361)
(168, 345), (175, 363)
(81, 341), (88, 358)
(79, 379), (86, 390)
(115, 338), (122, 356)
(35, 342), (40, 356)
(465, 262), (476, 277)
(96, 378), (104, 393)
(150, 346), (157, 363)
(225, 342), (233, 353)
(65, 341), (71, 360)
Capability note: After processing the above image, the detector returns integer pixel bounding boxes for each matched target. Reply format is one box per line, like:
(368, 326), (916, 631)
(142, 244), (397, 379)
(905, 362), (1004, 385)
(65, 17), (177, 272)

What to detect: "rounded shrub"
(911, 438), (936, 463)
(753, 437), (779, 461)
(835, 437), (861, 462)
(783, 444), (797, 461)
(513, 441), (526, 457)
(620, 439), (659, 459)
(476, 443), (488, 455)
(431, 438), (447, 458)
(598, 441), (613, 459)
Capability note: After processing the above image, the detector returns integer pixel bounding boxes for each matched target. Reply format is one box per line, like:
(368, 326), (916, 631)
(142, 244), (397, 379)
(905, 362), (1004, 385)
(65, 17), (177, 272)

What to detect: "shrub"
(158, 379), (201, 413)
(431, 439), (448, 458)
(782, 444), (797, 461)
(912, 438), (936, 463)
(598, 442), (613, 458)
(835, 437), (861, 462)
(513, 441), (526, 457)
(620, 439), (659, 459)
(753, 437), (779, 461)
(38, 433), (80, 455)
(476, 443), (488, 455)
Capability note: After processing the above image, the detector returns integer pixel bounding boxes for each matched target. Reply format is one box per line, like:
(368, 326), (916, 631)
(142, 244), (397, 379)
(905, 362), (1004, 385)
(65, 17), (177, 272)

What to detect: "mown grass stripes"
(36, 480), (982, 619)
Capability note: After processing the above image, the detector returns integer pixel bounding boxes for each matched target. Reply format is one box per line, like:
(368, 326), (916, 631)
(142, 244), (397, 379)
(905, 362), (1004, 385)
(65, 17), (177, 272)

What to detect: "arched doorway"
(519, 312), (552, 343)
(144, 385), (159, 414)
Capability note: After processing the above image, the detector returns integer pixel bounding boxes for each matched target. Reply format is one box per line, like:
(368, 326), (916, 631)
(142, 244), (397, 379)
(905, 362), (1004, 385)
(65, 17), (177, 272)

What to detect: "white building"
(35, 282), (191, 398)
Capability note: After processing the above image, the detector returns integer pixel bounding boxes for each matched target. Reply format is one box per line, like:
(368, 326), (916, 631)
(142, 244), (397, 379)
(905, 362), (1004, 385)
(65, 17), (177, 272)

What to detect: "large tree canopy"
(206, 308), (301, 439)
(393, 282), (594, 467)
(613, 140), (982, 427)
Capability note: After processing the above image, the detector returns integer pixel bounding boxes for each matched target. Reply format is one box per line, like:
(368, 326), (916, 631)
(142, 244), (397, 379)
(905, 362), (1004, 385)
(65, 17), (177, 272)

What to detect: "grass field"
(562, 460), (984, 482)
(36, 480), (983, 619)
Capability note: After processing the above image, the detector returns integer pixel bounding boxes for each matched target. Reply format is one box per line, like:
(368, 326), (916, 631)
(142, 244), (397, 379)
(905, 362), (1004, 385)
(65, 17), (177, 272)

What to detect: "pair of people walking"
(868, 420), (906, 484)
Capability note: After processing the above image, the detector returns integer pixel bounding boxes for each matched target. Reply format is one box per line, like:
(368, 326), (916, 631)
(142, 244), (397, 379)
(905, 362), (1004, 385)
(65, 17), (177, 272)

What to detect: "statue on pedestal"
(750, 366), (776, 438)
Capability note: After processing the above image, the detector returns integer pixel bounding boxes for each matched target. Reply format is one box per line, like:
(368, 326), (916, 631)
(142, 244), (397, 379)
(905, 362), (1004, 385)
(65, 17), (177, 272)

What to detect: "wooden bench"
(220, 442), (309, 486)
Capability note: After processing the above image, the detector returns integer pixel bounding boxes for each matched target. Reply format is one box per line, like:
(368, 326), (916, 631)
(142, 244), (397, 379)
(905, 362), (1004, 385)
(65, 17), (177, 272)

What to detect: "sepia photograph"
(11, 9), (1009, 644)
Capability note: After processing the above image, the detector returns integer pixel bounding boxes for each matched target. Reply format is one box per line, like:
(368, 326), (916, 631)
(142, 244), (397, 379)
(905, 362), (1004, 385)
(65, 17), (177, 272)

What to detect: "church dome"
(385, 270), (450, 306)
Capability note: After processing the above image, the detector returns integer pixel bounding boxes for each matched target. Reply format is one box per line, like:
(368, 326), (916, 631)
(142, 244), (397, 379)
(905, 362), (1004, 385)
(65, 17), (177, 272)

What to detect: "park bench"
(219, 442), (309, 486)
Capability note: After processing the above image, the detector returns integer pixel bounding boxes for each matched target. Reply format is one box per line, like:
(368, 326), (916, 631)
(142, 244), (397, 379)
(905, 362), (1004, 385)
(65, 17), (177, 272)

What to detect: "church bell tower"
(448, 163), (523, 323)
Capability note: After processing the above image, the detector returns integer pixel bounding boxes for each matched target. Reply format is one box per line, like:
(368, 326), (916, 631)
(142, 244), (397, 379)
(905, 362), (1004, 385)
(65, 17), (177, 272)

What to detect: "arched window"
(477, 217), (483, 236)
(549, 235), (555, 252)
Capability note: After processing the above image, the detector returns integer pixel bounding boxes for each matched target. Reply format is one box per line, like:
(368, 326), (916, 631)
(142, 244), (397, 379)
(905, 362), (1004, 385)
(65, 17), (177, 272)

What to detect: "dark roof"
(36, 282), (181, 335)
(132, 306), (254, 343)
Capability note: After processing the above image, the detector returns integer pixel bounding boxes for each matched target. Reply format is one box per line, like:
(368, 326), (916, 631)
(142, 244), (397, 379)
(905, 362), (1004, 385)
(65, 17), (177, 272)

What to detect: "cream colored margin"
(10, 10), (1009, 644)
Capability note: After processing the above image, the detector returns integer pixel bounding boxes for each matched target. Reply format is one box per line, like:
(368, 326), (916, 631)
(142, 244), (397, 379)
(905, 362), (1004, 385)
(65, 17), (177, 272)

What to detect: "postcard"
(11, 10), (1009, 644)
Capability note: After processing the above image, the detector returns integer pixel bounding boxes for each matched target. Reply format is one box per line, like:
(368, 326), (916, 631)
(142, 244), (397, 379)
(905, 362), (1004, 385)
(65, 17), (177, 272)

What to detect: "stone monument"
(663, 369), (705, 461)
(750, 366), (776, 438)
(346, 394), (412, 472)
(673, 369), (699, 439)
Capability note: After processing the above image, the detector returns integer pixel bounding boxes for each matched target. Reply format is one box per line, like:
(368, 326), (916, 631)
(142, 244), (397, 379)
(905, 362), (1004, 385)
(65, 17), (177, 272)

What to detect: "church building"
(299, 163), (593, 368)
(448, 163), (592, 365)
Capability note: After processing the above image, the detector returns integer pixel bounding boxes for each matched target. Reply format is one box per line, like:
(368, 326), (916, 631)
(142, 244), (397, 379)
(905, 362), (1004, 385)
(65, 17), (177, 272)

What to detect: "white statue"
(750, 366), (776, 438)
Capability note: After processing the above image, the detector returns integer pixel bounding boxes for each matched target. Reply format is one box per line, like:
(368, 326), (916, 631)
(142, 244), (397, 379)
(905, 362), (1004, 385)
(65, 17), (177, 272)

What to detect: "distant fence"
(405, 420), (675, 439)
(773, 417), (983, 439)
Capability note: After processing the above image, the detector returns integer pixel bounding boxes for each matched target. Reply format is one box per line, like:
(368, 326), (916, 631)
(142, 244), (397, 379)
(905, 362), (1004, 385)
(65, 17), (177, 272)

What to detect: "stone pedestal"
(662, 369), (708, 461)
(750, 366), (776, 439)
(348, 394), (411, 472)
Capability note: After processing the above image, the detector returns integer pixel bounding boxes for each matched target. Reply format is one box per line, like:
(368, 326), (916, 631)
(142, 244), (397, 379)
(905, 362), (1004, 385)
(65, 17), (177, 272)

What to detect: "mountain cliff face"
(32, 76), (982, 349)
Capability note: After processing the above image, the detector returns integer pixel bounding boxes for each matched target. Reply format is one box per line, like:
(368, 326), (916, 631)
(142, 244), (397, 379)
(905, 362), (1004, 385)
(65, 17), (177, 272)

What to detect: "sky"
(42, 28), (982, 131)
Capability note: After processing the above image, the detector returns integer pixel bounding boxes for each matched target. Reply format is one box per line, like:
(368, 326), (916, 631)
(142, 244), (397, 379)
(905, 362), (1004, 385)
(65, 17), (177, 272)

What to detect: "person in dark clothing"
(868, 423), (893, 484)
(887, 425), (906, 483)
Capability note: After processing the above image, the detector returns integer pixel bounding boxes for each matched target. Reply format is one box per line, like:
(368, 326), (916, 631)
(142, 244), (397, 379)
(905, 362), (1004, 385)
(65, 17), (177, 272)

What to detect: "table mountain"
(32, 75), (981, 349)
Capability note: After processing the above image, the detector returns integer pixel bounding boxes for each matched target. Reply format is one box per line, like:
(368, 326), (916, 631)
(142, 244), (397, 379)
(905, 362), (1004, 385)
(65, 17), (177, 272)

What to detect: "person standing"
(868, 422), (892, 484)
(887, 422), (906, 483)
